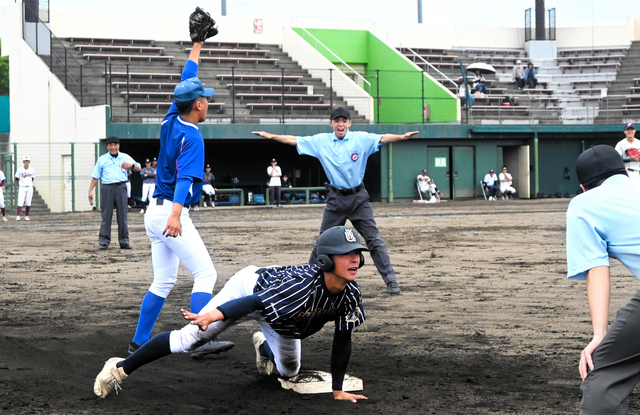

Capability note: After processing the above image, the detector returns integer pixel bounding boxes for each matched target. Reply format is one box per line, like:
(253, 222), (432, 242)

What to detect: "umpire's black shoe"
(99, 244), (108, 250)
(120, 244), (132, 249)
(128, 341), (140, 355)
(387, 282), (401, 294)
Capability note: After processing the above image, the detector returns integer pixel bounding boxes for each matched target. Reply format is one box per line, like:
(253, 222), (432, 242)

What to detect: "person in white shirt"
(417, 169), (433, 199)
(499, 166), (516, 199)
(267, 158), (282, 208)
(14, 155), (36, 221)
(483, 169), (499, 201)
(615, 122), (640, 180)
(0, 169), (6, 221)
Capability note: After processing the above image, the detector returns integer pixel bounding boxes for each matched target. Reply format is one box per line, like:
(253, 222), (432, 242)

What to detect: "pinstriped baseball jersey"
(253, 265), (365, 339)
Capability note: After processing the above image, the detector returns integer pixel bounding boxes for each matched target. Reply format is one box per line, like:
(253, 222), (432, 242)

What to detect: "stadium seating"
(72, 38), (363, 123)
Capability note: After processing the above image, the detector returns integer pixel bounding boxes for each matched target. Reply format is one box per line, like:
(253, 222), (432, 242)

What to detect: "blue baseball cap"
(624, 122), (636, 131)
(174, 77), (215, 103)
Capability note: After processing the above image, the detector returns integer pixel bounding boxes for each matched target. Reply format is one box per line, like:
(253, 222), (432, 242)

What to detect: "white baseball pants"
(169, 265), (301, 377)
(202, 184), (215, 196)
(144, 199), (217, 298)
(141, 183), (155, 202)
(17, 186), (33, 206)
(0, 187), (4, 208)
(500, 185), (516, 194)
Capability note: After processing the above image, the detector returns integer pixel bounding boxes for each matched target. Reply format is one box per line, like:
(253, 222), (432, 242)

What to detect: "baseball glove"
(627, 148), (640, 159)
(189, 7), (218, 42)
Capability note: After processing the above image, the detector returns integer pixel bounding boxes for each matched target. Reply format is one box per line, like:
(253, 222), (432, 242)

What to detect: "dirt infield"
(2, 199), (639, 414)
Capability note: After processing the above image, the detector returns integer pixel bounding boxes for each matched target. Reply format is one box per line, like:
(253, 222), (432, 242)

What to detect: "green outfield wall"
(292, 28), (458, 124)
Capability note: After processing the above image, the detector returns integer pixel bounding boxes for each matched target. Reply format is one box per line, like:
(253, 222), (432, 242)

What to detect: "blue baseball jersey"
(153, 59), (205, 206)
(296, 131), (383, 189)
(91, 152), (138, 185)
(567, 174), (640, 280)
(253, 265), (365, 339)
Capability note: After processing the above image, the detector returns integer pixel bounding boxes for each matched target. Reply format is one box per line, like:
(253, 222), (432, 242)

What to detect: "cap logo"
(351, 153), (359, 162)
(344, 228), (356, 243)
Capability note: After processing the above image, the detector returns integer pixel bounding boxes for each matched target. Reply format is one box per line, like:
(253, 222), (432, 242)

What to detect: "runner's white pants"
(169, 265), (301, 377)
(144, 198), (217, 298)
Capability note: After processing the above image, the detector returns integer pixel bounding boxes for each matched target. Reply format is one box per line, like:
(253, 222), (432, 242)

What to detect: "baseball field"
(1, 199), (637, 414)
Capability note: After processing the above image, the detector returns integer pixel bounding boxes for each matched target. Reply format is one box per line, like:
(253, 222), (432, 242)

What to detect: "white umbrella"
(465, 62), (496, 74)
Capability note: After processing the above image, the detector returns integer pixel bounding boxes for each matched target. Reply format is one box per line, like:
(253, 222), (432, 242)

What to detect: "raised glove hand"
(189, 7), (219, 43)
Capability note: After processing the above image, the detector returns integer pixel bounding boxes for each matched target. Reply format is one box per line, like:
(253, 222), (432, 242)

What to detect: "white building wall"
(2, 4), (106, 213)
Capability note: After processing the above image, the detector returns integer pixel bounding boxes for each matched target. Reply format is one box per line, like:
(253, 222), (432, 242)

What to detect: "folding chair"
(480, 181), (487, 200)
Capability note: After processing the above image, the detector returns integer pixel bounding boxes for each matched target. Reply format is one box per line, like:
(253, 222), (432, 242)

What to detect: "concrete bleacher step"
(65, 39), (363, 124)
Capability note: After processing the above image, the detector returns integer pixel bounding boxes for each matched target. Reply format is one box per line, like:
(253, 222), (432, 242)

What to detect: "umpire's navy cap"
(317, 226), (368, 256)
(174, 77), (215, 103)
(624, 122), (636, 130)
(330, 107), (350, 120)
(576, 145), (626, 185)
(106, 136), (119, 144)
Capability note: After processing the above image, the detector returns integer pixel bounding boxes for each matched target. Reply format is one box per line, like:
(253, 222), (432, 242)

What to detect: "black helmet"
(317, 226), (367, 272)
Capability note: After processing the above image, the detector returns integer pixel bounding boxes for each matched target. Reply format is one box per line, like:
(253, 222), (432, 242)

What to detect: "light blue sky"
(0, 0), (638, 29)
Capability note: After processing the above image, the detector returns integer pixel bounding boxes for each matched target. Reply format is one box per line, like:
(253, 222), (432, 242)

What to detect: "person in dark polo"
(89, 136), (141, 249)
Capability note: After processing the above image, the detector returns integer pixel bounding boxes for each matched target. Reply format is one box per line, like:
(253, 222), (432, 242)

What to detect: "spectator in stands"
(267, 158), (282, 208)
(282, 174), (293, 188)
(615, 122), (640, 181)
(499, 166), (516, 199)
(525, 62), (538, 89)
(458, 82), (473, 107)
(483, 169), (499, 201)
(202, 164), (216, 207)
(473, 70), (487, 95)
(512, 59), (525, 90)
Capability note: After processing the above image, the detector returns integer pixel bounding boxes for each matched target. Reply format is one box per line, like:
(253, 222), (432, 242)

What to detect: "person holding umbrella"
(466, 63), (496, 96)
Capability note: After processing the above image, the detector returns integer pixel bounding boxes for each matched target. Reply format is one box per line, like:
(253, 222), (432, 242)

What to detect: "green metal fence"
(2, 142), (100, 214)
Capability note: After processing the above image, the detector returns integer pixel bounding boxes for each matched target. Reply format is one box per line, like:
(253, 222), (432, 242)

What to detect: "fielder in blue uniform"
(128, 41), (232, 358)
(94, 226), (368, 403)
(567, 145), (640, 414)
(252, 107), (419, 294)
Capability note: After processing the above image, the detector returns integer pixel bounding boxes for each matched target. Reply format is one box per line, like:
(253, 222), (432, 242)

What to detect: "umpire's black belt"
(104, 181), (127, 186)
(156, 198), (170, 205)
(331, 183), (364, 196)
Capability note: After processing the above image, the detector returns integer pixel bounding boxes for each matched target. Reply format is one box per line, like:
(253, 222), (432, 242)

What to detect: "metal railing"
(372, 22), (457, 90)
(298, 28), (371, 94)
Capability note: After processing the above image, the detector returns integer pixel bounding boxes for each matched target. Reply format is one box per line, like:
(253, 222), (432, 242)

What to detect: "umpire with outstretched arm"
(253, 107), (418, 294)
(89, 136), (141, 249)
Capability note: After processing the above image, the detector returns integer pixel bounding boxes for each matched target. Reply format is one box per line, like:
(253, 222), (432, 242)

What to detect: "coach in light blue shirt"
(88, 136), (140, 250)
(253, 107), (419, 294)
(566, 145), (640, 415)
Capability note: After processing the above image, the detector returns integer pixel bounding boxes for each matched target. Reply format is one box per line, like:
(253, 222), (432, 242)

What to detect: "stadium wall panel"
(294, 28), (458, 124)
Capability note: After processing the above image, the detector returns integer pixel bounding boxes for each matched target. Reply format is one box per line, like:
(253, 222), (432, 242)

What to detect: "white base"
(278, 370), (363, 394)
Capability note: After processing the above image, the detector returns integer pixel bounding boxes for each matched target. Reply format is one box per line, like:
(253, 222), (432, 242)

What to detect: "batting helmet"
(316, 226), (367, 272)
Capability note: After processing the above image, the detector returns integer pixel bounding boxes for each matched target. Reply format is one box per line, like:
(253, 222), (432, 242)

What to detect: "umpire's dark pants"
(580, 290), (640, 415)
(308, 187), (397, 285)
(99, 182), (129, 247)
